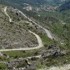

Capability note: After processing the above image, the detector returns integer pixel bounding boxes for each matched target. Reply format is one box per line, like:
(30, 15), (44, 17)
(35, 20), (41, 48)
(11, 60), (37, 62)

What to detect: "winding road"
(2, 6), (54, 52)
(1, 6), (43, 52)
(17, 9), (54, 39)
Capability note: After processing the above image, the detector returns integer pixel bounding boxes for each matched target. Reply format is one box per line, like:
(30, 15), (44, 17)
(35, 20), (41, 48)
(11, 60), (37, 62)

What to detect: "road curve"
(17, 9), (54, 39)
(0, 30), (43, 52)
(1, 8), (44, 52)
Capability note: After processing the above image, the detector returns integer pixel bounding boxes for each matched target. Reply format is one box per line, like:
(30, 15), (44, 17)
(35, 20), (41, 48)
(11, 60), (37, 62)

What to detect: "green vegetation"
(2, 50), (39, 59)
(40, 34), (54, 46)
(0, 63), (7, 69)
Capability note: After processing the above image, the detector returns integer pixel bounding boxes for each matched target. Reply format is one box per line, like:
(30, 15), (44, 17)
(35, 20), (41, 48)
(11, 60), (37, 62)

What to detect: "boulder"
(41, 45), (66, 58)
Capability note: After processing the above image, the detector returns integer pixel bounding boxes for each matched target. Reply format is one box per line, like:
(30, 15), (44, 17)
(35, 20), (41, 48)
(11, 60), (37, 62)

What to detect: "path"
(4, 6), (12, 22)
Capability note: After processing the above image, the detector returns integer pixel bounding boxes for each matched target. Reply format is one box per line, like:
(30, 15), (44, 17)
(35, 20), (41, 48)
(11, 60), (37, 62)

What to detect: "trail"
(4, 6), (12, 22)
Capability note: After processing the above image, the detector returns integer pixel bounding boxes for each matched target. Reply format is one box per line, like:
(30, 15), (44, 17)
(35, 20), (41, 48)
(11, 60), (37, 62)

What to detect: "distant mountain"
(59, 0), (70, 11)
(0, 0), (46, 6)
(0, 0), (66, 7)
(46, 0), (64, 5)
(0, 0), (67, 12)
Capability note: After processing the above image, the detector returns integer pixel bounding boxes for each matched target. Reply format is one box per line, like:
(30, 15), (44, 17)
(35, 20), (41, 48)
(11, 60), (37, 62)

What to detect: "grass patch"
(40, 34), (54, 46)
(2, 48), (42, 60)
(0, 63), (7, 69)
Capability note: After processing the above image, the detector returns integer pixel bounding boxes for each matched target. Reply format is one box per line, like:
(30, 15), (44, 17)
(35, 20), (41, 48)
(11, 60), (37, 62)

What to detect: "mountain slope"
(0, 1), (70, 70)
(0, 5), (39, 49)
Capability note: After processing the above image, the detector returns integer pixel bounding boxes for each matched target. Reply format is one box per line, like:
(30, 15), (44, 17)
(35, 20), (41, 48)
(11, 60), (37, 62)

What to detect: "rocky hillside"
(0, 5), (39, 49)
